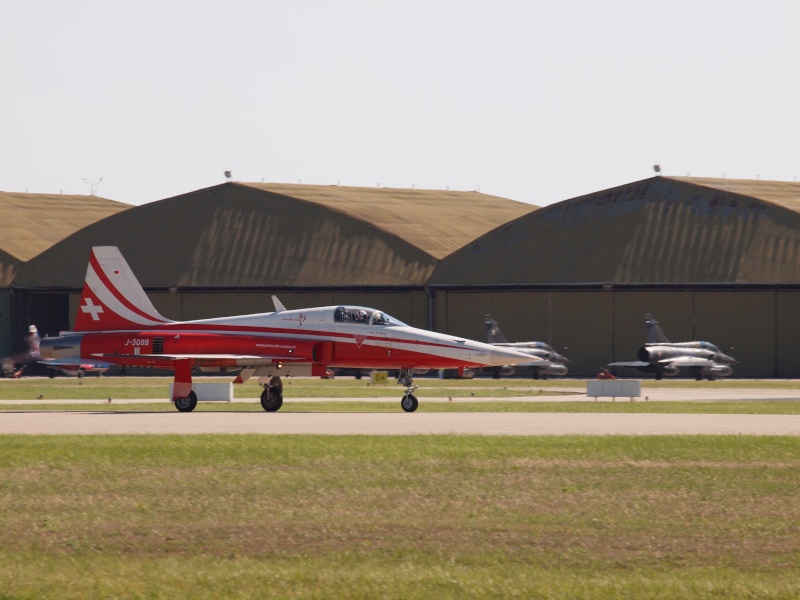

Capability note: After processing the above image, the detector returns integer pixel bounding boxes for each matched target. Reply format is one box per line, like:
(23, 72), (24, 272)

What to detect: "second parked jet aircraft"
(608, 313), (736, 380)
(480, 314), (570, 379)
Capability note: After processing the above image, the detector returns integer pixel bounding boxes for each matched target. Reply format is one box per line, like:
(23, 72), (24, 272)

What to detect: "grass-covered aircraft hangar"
(4, 176), (800, 377)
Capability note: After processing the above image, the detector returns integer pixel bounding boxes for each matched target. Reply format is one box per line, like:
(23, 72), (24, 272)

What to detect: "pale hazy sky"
(3, 1), (798, 206)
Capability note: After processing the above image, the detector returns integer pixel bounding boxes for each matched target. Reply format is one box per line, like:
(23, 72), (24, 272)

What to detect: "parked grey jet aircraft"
(481, 314), (570, 379)
(608, 314), (736, 380)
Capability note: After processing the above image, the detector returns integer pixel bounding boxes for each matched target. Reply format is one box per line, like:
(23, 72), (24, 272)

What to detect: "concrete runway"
(1, 386), (799, 435)
(2, 410), (800, 435)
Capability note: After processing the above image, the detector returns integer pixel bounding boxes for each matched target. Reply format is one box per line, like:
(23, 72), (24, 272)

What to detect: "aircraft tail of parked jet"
(74, 246), (171, 332)
(645, 313), (670, 344)
(485, 314), (510, 344)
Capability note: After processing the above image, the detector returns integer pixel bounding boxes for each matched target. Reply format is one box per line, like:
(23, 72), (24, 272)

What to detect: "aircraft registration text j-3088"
(39, 246), (534, 413)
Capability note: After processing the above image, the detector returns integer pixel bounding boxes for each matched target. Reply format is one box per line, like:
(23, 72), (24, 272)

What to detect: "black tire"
(175, 391), (198, 412)
(401, 392), (419, 413)
(261, 389), (284, 412)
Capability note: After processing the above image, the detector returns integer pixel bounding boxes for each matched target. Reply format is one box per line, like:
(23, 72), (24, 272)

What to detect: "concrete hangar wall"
(0, 192), (130, 355)
(12, 181), (536, 337)
(430, 176), (800, 378)
(13, 177), (800, 378)
(434, 287), (800, 378)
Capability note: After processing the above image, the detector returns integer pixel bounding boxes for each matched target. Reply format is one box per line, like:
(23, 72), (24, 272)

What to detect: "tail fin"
(74, 246), (171, 332)
(645, 313), (670, 344)
(484, 314), (509, 344)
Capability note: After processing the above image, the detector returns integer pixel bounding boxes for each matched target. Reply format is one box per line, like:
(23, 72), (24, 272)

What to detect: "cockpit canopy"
(333, 306), (407, 327)
(527, 341), (555, 351)
(696, 341), (721, 352)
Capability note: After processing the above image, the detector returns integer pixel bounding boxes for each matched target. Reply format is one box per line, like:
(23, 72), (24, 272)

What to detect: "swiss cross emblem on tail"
(73, 247), (172, 332)
(81, 298), (104, 321)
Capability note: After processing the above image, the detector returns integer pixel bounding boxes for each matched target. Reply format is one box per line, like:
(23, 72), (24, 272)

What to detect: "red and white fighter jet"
(40, 247), (534, 412)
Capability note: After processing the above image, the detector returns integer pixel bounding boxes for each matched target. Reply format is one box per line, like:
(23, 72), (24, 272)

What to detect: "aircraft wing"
(516, 360), (548, 369)
(91, 352), (309, 362)
(659, 357), (715, 368)
(607, 361), (650, 368)
(40, 358), (112, 369)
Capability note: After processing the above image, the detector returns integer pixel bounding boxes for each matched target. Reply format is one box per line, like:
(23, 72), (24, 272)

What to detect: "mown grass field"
(1, 435), (799, 599)
(2, 377), (799, 597)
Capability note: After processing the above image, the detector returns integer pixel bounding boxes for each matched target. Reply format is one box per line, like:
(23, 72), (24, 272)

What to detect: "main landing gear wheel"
(401, 392), (418, 413)
(260, 389), (284, 412)
(175, 391), (198, 412)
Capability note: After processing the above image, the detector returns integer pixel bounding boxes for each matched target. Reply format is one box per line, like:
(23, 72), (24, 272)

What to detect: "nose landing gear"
(398, 368), (419, 412)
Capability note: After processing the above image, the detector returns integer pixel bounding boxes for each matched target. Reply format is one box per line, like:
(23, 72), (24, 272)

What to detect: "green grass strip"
(1, 435), (799, 598)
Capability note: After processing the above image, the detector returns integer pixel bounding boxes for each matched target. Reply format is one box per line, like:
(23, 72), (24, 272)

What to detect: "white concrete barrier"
(586, 380), (641, 402)
(169, 382), (233, 402)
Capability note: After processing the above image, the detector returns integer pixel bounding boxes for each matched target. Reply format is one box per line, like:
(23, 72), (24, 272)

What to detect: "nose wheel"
(398, 368), (419, 412)
(401, 391), (418, 412)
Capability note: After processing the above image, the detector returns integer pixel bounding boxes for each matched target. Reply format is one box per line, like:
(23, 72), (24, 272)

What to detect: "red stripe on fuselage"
(88, 323), (464, 350)
(122, 322), (465, 353)
(77, 325), (483, 368)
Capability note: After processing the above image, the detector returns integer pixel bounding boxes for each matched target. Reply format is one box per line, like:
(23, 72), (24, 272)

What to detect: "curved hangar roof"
(431, 176), (800, 285)
(0, 192), (130, 286)
(14, 182), (537, 289)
